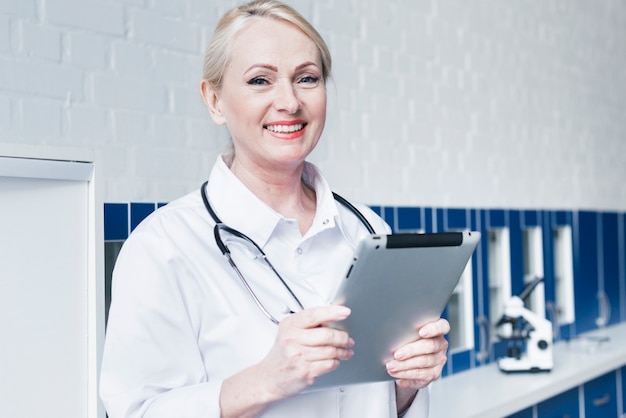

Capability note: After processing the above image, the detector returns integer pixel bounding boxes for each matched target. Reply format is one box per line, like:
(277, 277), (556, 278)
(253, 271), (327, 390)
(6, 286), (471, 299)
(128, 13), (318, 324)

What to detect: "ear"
(200, 80), (226, 126)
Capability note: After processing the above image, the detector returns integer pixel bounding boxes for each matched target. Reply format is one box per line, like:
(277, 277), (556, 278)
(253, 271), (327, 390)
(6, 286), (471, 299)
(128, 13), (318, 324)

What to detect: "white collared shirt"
(100, 156), (429, 417)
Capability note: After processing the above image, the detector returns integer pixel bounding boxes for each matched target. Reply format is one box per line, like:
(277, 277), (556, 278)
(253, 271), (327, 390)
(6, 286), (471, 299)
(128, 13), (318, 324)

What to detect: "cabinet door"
(480, 209), (512, 365)
(537, 386), (579, 418)
(622, 367), (626, 416)
(600, 212), (621, 327)
(574, 211), (600, 333)
(584, 371), (618, 418)
(549, 211), (576, 341)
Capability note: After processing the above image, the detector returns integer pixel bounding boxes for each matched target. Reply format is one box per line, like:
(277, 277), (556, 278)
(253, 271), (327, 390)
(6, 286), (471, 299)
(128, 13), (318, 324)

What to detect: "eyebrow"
(244, 61), (320, 75)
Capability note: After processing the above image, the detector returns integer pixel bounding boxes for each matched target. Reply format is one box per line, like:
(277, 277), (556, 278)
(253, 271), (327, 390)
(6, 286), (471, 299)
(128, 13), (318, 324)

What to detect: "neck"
(229, 157), (317, 234)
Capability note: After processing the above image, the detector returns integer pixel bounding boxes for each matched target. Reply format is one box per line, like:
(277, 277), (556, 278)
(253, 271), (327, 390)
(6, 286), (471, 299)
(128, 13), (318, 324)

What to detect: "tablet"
(307, 230), (481, 391)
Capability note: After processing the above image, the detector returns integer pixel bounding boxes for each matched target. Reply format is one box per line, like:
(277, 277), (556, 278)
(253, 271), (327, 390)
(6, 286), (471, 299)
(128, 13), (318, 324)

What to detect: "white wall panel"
(0, 0), (624, 210)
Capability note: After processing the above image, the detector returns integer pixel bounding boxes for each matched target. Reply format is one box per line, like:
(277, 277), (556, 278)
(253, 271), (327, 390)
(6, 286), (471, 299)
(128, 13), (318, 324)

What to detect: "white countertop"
(430, 322), (626, 418)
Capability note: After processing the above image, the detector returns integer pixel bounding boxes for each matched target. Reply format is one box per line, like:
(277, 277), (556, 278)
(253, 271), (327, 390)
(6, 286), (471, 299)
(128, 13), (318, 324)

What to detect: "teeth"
(265, 123), (304, 133)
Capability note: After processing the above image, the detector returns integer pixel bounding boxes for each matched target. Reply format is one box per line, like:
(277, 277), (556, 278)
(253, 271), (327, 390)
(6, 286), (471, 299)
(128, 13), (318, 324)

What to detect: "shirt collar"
(205, 156), (342, 248)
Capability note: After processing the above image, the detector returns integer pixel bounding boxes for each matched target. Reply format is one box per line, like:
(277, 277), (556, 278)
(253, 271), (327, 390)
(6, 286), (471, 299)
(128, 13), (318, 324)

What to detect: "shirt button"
(339, 387), (345, 392)
(296, 247), (303, 255)
(323, 219), (330, 225)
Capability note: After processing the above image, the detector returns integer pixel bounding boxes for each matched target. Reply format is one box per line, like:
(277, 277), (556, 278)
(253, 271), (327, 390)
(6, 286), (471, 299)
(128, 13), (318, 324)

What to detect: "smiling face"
(202, 17), (327, 174)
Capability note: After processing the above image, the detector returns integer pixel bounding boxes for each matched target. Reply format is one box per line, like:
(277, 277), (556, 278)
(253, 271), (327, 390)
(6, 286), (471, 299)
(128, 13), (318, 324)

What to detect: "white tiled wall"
(1, 0), (625, 210)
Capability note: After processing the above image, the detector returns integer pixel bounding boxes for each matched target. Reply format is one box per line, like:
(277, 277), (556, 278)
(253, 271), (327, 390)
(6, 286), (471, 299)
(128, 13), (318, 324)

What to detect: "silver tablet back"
(307, 231), (481, 391)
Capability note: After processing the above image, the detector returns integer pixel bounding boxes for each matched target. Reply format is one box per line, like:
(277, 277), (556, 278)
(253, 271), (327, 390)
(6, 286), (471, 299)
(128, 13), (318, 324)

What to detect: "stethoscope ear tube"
(332, 192), (375, 234)
(201, 180), (222, 223)
(213, 224), (229, 255)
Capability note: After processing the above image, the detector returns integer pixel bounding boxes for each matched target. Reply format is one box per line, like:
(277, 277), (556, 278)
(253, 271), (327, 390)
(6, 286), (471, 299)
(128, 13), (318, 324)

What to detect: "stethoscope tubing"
(200, 180), (374, 324)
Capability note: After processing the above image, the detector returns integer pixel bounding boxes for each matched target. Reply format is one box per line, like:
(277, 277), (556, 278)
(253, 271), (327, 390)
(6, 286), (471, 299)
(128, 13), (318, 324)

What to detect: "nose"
(274, 80), (301, 114)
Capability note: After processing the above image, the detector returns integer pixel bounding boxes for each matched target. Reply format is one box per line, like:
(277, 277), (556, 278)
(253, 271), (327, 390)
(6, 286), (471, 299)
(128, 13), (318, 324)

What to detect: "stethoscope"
(200, 180), (375, 324)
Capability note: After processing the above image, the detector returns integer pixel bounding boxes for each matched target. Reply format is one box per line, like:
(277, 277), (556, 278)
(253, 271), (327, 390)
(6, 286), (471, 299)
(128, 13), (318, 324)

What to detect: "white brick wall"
(1, 0), (625, 209)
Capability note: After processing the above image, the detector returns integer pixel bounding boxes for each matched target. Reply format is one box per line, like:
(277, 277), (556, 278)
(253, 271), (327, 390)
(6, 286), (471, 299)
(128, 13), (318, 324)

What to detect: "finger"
(388, 364), (444, 384)
(277, 342), (354, 371)
(304, 358), (343, 381)
(298, 344), (355, 362)
(390, 354), (445, 388)
(295, 325), (354, 348)
(284, 305), (351, 329)
(387, 348), (448, 374)
(386, 352), (447, 386)
(418, 318), (450, 338)
(395, 377), (434, 390)
(281, 326), (355, 363)
(393, 336), (448, 361)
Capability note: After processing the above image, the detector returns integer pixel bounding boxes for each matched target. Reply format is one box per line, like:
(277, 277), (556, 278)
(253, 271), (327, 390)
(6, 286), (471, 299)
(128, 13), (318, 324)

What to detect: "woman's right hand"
(219, 305), (354, 418)
(260, 305), (355, 399)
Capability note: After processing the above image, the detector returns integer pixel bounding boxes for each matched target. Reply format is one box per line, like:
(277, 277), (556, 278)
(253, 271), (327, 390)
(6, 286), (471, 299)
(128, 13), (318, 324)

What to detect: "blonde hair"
(202, 0), (332, 90)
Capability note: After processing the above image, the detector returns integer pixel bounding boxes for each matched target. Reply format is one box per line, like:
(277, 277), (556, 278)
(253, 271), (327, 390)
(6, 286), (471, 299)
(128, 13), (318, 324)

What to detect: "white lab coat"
(100, 156), (430, 417)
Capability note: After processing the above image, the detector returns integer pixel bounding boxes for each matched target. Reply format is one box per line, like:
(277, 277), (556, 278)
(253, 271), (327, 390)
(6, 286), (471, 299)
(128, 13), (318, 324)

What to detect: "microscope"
(496, 277), (553, 373)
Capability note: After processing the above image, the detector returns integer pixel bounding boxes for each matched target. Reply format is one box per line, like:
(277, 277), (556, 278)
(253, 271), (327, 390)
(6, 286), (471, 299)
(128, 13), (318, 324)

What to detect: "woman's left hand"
(386, 318), (450, 390)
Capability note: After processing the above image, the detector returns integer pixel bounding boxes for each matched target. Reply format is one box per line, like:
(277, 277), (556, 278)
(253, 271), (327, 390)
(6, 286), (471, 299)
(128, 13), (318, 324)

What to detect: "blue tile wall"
(130, 202), (156, 232)
(487, 209), (508, 228)
(509, 210), (526, 297)
(540, 212), (553, 297)
(103, 202), (626, 377)
(104, 203), (130, 241)
(396, 207), (423, 231)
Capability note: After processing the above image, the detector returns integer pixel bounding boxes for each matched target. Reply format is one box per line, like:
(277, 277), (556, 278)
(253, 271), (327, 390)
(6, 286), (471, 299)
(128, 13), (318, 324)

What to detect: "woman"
(100, 1), (449, 417)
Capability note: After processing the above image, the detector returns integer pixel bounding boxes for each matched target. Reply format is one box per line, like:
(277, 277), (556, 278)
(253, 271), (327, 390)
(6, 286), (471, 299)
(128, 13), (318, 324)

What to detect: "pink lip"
(264, 120), (307, 140)
(265, 119), (306, 126)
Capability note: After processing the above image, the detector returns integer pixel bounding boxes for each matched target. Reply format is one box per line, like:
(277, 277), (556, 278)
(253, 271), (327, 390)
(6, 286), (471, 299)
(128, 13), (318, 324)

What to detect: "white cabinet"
(0, 147), (104, 418)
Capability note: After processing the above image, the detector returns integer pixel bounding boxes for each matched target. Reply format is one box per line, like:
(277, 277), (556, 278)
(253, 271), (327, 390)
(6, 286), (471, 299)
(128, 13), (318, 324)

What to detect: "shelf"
(430, 322), (626, 418)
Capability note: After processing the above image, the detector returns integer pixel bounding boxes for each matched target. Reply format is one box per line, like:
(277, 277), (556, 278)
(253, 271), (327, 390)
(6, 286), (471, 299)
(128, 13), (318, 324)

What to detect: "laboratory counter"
(430, 322), (626, 418)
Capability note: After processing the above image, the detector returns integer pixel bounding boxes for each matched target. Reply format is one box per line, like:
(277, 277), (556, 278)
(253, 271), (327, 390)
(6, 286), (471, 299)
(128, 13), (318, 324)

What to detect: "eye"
(247, 76), (270, 86)
(297, 75), (320, 88)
